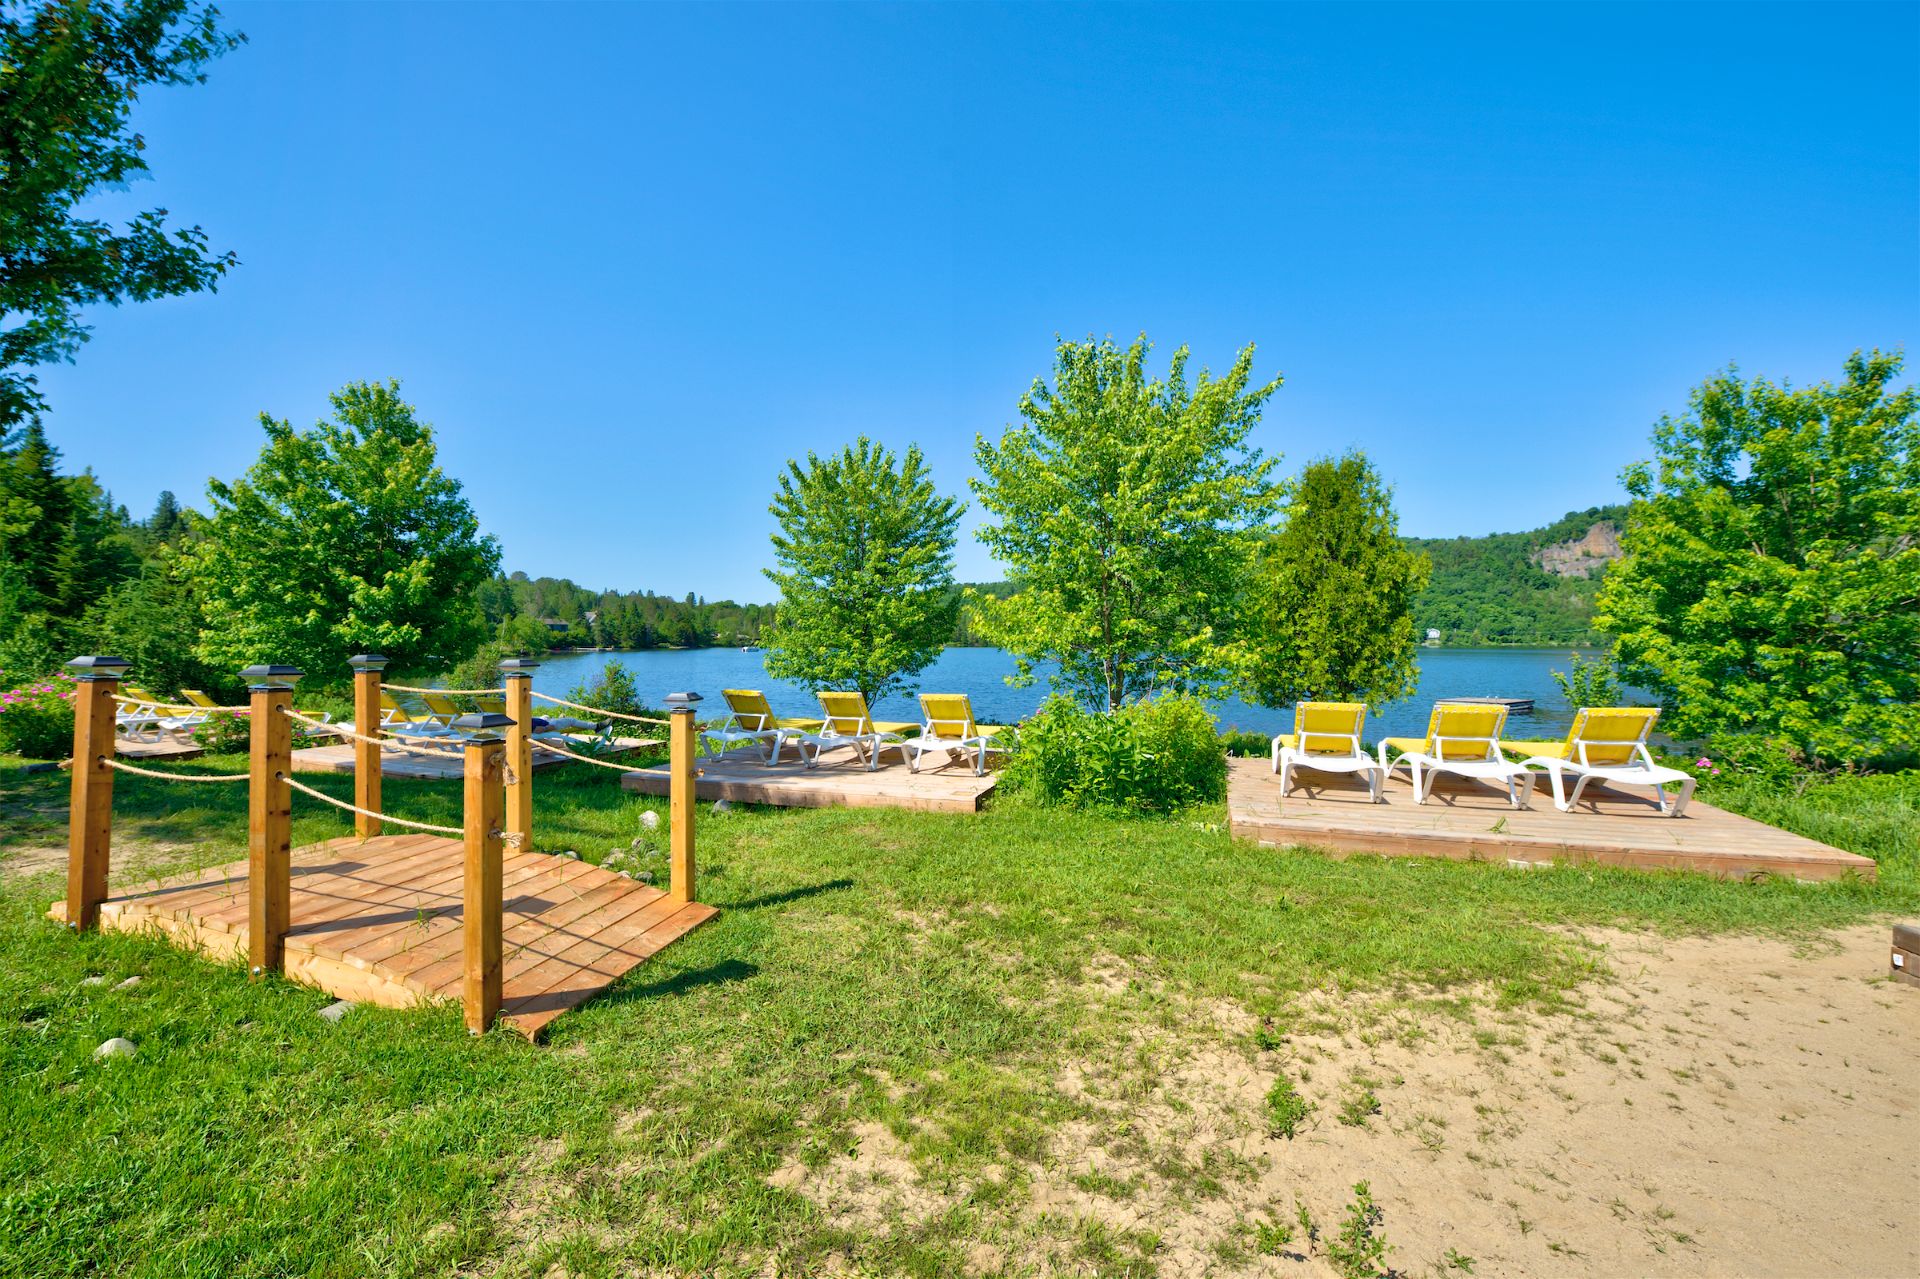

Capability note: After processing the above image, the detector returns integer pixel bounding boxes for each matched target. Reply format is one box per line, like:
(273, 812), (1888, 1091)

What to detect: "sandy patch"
(777, 923), (1918, 1277)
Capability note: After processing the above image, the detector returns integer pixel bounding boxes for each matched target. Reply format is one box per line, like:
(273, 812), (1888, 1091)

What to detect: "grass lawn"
(1, 749), (1914, 1277)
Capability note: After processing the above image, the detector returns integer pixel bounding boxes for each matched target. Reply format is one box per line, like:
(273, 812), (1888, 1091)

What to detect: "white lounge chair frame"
(1381, 710), (1535, 810)
(1271, 703), (1386, 803)
(1522, 730), (1697, 816)
(797, 694), (909, 772)
(907, 698), (1002, 776)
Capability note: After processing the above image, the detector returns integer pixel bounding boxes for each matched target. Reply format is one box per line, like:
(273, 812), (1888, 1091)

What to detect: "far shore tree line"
(1, 1), (1914, 773)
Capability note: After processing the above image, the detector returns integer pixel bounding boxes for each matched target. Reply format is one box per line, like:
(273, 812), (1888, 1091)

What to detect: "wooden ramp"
(48, 834), (715, 1039)
(292, 737), (660, 780)
(1226, 757), (1874, 883)
(621, 749), (996, 813)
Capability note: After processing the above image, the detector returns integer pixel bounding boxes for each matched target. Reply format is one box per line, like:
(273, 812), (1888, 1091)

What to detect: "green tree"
(1, 0), (243, 430)
(970, 334), (1283, 710)
(1596, 350), (1920, 766)
(181, 380), (501, 682)
(1244, 453), (1430, 707)
(761, 436), (962, 706)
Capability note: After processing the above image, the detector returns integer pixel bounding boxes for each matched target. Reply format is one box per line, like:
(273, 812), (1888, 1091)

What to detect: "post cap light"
(497, 657), (541, 675)
(664, 691), (703, 709)
(347, 654), (390, 673)
(240, 664), (303, 689)
(65, 655), (132, 682)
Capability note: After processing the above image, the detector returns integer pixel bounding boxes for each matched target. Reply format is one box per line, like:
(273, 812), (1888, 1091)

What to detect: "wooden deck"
(1227, 757), (1875, 882)
(292, 737), (660, 780)
(114, 732), (205, 762)
(48, 834), (715, 1039)
(621, 746), (997, 813)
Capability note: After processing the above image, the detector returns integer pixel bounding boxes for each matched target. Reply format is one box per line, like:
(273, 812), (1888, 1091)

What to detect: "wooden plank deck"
(621, 747), (997, 813)
(114, 732), (205, 762)
(292, 737), (660, 780)
(1226, 756), (1875, 883)
(47, 834), (715, 1039)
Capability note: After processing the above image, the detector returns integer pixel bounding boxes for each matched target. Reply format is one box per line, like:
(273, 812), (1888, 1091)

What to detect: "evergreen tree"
(1243, 453), (1431, 707)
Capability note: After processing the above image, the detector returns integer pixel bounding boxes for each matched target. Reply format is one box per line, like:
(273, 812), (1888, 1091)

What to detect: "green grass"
(0, 750), (1913, 1276)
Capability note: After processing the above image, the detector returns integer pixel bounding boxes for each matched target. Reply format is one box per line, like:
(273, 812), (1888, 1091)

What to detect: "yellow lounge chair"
(182, 687), (335, 733)
(908, 693), (1006, 776)
(1510, 707), (1696, 815)
(702, 688), (818, 765)
(799, 691), (912, 771)
(380, 690), (456, 738)
(1377, 702), (1534, 809)
(1271, 701), (1386, 802)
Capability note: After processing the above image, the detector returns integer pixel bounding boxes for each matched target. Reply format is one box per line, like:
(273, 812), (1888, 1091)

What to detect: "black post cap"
(65, 655), (132, 681)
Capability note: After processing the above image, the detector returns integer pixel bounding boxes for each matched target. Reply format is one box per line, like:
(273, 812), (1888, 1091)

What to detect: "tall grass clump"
(1001, 694), (1226, 814)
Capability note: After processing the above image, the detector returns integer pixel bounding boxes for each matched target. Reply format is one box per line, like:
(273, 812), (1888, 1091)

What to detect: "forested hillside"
(1408, 505), (1629, 646)
(478, 573), (774, 649)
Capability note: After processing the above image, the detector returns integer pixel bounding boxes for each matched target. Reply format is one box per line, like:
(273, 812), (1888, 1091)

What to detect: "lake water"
(531, 646), (1606, 742)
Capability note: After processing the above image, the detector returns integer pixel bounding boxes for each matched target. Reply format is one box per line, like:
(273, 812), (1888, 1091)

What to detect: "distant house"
(540, 619), (570, 634)
(1426, 628), (1443, 644)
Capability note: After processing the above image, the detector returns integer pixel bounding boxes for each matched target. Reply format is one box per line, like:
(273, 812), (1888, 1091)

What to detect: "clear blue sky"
(40, 1), (1919, 603)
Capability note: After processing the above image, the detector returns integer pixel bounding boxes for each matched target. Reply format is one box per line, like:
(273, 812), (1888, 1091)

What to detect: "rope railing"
(279, 773), (463, 837)
(382, 683), (501, 696)
(528, 690), (671, 726)
(280, 706), (464, 759)
(526, 735), (656, 771)
(101, 756), (249, 783)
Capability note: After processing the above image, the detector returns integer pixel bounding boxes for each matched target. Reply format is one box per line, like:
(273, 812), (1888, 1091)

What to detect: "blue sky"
(39, 1), (1919, 602)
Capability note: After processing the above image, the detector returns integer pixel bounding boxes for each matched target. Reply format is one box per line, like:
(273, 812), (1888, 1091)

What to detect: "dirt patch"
(775, 924), (1918, 1277)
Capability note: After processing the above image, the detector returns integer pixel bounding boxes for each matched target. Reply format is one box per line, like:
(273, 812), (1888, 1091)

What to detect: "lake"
(530, 646), (1608, 742)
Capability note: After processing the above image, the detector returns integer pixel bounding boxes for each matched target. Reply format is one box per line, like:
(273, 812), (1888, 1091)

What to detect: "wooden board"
(46, 834), (714, 1040)
(619, 746), (996, 813)
(1226, 756), (1875, 883)
(292, 737), (659, 780)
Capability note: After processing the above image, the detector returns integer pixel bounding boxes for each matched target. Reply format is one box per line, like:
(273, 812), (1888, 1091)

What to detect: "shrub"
(1548, 651), (1621, 708)
(1219, 728), (1271, 758)
(1327, 1181), (1391, 1279)
(0, 671), (77, 759)
(1694, 733), (1808, 787)
(1265, 1073), (1312, 1139)
(566, 660), (659, 721)
(191, 707), (321, 755)
(1001, 694), (1226, 814)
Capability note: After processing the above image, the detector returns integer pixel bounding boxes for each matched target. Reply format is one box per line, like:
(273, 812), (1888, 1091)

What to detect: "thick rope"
(381, 683), (501, 696)
(528, 691), (671, 726)
(527, 736), (654, 771)
(101, 757), (249, 783)
(279, 773), (463, 836)
(281, 706), (463, 759)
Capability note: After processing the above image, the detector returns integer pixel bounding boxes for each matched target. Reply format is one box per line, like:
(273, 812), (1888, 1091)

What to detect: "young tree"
(0, 1), (243, 431)
(1595, 350), (1920, 766)
(181, 381), (501, 681)
(1243, 453), (1430, 707)
(970, 335), (1283, 711)
(761, 437), (962, 706)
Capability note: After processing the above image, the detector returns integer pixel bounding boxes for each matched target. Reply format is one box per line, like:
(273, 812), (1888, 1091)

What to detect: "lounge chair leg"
(1278, 756), (1294, 796)
(1671, 778), (1697, 817)
(1411, 759), (1425, 804)
(1562, 773), (1594, 813)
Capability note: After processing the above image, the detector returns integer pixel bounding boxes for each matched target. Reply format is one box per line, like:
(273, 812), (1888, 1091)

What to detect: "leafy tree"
(970, 334), (1283, 710)
(1244, 452), (1430, 707)
(0, 0), (243, 431)
(761, 436), (962, 706)
(181, 380), (501, 682)
(1596, 350), (1920, 766)
(89, 553), (225, 697)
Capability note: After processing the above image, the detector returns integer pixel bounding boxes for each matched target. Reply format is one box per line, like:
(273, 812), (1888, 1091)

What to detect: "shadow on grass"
(725, 878), (855, 911)
(599, 957), (759, 1008)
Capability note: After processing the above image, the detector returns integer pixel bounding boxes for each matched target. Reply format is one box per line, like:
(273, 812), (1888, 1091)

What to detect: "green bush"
(565, 660), (661, 722)
(190, 707), (321, 755)
(0, 671), (76, 759)
(1001, 694), (1226, 814)
(1219, 728), (1271, 758)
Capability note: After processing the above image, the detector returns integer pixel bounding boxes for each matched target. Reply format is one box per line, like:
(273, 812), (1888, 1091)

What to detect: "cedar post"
(664, 692), (702, 905)
(63, 655), (130, 930)
(454, 712), (512, 1034)
(498, 657), (538, 854)
(347, 655), (388, 838)
(242, 664), (301, 978)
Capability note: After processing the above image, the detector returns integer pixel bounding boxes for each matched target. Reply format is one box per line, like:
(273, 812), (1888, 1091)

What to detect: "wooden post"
(243, 664), (301, 978)
(499, 657), (538, 854)
(63, 656), (128, 930)
(460, 718), (510, 1035)
(348, 655), (388, 837)
(665, 692), (702, 905)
